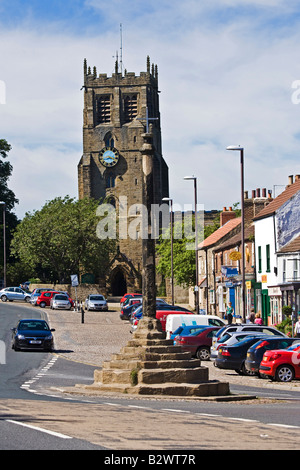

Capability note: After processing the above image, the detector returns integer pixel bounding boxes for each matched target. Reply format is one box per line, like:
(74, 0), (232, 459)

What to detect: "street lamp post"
(0, 202), (6, 288)
(162, 197), (174, 305)
(226, 146), (246, 323)
(184, 176), (199, 314)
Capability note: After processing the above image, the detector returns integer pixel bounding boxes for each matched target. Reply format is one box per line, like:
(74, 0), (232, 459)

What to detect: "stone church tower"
(78, 57), (169, 295)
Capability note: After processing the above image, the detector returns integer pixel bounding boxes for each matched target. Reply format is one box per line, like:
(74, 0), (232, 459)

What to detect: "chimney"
(262, 188), (266, 198)
(252, 190), (256, 198)
(256, 188), (260, 197)
(295, 175), (300, 181)
(288, 175), (294, 186)
(220, 207), (236, 226)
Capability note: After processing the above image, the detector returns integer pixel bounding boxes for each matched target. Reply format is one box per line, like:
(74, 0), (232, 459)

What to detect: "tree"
(0, 139), (19, 284)
(10, 196), (117, 283)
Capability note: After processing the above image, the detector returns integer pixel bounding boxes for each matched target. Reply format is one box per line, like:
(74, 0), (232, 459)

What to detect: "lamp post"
(162, 197), (174, 305)
(0, 202), (6, 288)
(226, 146), (246, 323)
(184, 176), (199, 314)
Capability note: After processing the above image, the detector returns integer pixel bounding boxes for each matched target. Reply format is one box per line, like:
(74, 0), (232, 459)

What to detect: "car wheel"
(275, 364), (295, 382)
(1, 295), (7, 302)
(196, 347), (210, 361)
(25, 297), (30, 303)
(40, 301), (46, 308)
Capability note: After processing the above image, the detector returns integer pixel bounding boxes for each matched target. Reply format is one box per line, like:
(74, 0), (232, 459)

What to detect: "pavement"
(41, 302), (300, 396)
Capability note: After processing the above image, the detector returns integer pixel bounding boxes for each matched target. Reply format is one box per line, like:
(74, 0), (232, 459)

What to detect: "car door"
(14, 288), (25, 300)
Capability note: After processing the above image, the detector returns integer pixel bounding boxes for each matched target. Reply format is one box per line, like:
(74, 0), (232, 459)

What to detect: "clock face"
(99, 147), (119, 167)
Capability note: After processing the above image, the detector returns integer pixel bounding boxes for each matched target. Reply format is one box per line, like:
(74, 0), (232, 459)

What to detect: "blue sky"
(1, 0), (300, 218)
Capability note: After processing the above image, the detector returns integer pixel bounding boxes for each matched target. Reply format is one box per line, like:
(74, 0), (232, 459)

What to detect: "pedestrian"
(247, 308), (255, 324)
(254, 312), (263, 325)
(294, 315), (300, 338)
(226, 302), (234, 325)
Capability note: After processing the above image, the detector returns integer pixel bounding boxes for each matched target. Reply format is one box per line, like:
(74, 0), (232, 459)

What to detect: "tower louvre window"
(124, 94), (138, 122)
(96, 95), (111, 124)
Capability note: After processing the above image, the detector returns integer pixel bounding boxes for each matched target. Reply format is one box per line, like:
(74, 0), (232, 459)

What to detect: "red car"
(259, 343), (300, 382)
(156, 309), (194, 332)
(120, 293), (141, 306)
(174, 326), (220, 360)
(37, 291), (74, 308)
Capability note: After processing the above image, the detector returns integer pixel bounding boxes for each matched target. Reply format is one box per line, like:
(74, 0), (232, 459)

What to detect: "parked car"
(211, 324), (287, 359)
(11, 319), (55, 351)
(30, 288), (55, 305)
(259, 343), (300, 382)
(85, 294), (108, 311)
(37, 291), (74, 308)
(120, 297), (143, 320)
(120, 293), (141, 307)
(0, 287), (31, 303)
(50, 293), (72, 310)
(171, 325), (211, 341)
(165, 314), (225, 339)
(174, 326), (221, 360)
(245, 337), (299, 376)
(215, 334), (273, 375)
(130, 303), (193, 332)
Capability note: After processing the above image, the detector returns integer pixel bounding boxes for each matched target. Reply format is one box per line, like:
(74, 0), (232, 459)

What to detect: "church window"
(123, 94), (138, 122)
(104, 133), (114, 148)
(96, 95), (111, 124)
(106, 172), (116, 188)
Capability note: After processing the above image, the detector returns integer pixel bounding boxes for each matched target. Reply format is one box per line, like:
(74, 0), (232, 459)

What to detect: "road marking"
(267, 423), (300, 429)
(6, 420), (73, 439)
(162, 408), (190, 413)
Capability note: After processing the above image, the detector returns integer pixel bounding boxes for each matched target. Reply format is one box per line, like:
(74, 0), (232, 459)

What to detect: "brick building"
(78, 57), (169, 294)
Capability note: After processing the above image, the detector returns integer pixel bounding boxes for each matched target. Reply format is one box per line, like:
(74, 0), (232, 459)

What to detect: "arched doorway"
(111, 270), (127, 296)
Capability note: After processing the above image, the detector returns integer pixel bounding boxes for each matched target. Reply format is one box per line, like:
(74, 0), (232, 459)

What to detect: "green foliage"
(10, 196), (117, 283)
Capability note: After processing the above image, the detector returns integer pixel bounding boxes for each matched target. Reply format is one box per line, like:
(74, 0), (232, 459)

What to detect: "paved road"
(0, 302), (299, 451)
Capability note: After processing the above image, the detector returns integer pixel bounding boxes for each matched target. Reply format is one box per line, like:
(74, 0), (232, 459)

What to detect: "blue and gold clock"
(99, 147), (119, 167)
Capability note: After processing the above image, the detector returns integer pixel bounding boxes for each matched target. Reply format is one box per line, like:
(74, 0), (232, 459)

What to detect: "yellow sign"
(229, 251), (241, 261)
(261, 275), (267, 283)
(246, 281), (252, 290)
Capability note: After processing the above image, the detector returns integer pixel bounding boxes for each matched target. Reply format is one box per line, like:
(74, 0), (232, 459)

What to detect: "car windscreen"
(90, 296), (104, 301)
(18, 321), (49, 331)
(54, 295), (69, 300)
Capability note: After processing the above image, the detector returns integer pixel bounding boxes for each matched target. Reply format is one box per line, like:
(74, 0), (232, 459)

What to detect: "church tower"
(78, 57), (169, 295)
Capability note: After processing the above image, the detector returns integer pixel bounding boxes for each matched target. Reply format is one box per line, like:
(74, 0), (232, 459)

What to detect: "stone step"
(110, 351), (193, 362)
(102, 358), (200, 370)
(86, 380), (230, 397)
(138, 366), (208, 384)
(126, 338), (174, 347)
(122, 345), (183, 355)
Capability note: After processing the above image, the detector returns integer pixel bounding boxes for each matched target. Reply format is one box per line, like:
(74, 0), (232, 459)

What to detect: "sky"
(1, 0), (300, 219)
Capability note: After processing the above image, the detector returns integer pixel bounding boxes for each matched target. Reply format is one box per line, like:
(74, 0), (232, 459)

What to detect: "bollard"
(81, 302), (84, 324)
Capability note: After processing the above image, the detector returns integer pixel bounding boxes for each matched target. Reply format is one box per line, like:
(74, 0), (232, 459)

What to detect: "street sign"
(71, 274), (79, 287)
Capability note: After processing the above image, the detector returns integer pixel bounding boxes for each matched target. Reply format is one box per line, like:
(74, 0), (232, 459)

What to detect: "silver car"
(50, 294), (71, 310)
(0, 287), (31, 303)
(85, 294), (108, 311)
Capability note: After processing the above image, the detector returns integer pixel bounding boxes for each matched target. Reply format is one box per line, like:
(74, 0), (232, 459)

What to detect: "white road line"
(162, 408), (190, 413)
(6, 420), (73, 439)
(267, 423), (300, 429)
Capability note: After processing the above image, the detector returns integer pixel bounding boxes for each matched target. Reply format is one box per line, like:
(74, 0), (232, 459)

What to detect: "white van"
(165, 314), (226, 339)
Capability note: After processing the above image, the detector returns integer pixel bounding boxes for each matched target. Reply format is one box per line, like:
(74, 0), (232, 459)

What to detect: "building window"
(123, 94), (138, 122)
(258, 246), (262, 273)
(283, 259), (286, 282)
(266, 244), (270, 272)
(106, 172), (116, 188)
(293, 259), (299, 281)
(104, 132), (114, 148)
(96, 95), (111, 124)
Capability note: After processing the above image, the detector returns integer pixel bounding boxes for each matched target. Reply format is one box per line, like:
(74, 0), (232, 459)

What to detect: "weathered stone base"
(81, 317), (230, 398)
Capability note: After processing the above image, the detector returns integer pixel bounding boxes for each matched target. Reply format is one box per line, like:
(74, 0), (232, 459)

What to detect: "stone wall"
(30, 284), (106, 302)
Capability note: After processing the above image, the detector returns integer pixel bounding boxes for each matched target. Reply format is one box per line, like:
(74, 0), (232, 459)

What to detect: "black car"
(245, 336), (299, 375)
(11, 319), (55, 351)
(215, 334), (271, 375)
